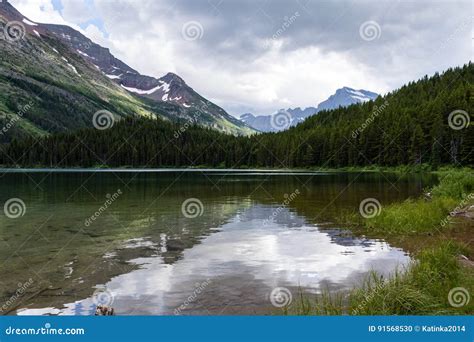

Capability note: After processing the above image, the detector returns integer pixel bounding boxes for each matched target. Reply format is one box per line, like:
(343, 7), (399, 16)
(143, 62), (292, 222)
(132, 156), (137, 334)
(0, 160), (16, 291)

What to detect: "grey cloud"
(44, 0), (474, 115)
(110, 0), (470, 59)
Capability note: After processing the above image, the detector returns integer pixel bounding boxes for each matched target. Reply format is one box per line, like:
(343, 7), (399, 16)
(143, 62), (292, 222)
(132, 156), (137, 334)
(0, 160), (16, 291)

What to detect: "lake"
(0, 170), (438, 315)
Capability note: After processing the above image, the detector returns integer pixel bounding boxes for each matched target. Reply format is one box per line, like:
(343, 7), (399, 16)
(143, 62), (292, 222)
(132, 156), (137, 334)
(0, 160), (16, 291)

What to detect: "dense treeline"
(1, 63), (473, 168)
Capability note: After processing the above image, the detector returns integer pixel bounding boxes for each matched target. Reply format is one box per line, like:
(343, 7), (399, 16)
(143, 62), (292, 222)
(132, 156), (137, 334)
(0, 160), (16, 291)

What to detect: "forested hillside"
(1, 63), (472, 168)
(0, 1), (255, 141)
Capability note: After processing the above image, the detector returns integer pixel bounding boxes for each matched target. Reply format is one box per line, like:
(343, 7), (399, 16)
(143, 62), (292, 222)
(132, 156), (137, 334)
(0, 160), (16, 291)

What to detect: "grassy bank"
(365, 168), (473, 235)
(290, 168), (474, 315)
(292, 241), (473, 315)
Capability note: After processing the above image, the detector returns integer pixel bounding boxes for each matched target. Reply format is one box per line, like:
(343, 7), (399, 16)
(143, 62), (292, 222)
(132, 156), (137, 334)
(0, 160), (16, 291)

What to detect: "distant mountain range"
(240, 87), (378, 132)
(0, 0), (255, 142)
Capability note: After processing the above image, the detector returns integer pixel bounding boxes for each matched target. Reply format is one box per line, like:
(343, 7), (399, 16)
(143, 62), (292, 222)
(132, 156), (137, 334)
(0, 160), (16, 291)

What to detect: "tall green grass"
(365, 169), (473, 235)
(365, 198), (458, 234)
(290, 169), (474, 315)
(289, 242), (474, 315)
(431, 170), (474, 199)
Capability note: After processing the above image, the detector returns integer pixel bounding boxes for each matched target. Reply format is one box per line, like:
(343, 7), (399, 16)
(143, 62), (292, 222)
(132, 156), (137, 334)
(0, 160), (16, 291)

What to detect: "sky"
(10, 0), (472, 117)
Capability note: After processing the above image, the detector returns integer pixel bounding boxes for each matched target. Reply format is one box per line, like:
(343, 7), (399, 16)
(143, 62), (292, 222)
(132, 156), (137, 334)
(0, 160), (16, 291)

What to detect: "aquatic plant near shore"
(289, 241), (473, 315)
(288, 170), (474, 316)
(364, 169), (473, 235)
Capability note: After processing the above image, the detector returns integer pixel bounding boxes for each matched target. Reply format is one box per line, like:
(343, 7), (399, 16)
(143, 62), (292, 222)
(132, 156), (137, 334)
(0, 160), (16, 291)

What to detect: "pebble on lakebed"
(95, 305), (115, 316)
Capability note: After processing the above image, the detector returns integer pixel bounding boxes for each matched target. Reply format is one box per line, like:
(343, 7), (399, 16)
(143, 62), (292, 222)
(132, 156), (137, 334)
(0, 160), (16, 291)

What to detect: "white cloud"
(60, 0), (95, 23)
(10, 0), (99, 39)
(11, 0), (68, 25)
(83, 23), (107, 46)
(8, 0), (472, 116)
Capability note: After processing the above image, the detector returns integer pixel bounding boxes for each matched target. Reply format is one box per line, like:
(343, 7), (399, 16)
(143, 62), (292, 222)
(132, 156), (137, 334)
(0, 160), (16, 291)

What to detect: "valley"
(0, 0), (472, 321)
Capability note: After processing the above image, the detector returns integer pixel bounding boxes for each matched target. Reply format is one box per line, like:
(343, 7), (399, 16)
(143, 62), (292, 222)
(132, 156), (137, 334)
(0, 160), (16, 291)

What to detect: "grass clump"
(349, 242), (473, 315)
(290, 241), (474, 315)
(431, 170), (474, 199)
(364, 169), (473, 235)
(366, 198), (457, 234)
(290, 169), (474, 316)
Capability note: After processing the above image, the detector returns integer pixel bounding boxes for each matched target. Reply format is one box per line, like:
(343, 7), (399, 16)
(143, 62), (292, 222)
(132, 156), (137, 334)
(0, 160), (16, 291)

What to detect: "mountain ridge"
(4, 63), (471, 168)
(240, 87), (379, 132)
(0, 0), (255, 140)
(40, 19), (253, 135)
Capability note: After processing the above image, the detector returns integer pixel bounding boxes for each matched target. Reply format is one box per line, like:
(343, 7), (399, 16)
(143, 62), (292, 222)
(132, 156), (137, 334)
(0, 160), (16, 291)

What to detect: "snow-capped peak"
(241, 87), (379, 132)
(340, 87), (378, 103)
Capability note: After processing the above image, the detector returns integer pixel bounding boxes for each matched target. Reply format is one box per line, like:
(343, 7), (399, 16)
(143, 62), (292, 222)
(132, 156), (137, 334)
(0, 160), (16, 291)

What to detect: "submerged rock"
(167, 239), (186, 251)
(458, 255), (474, 269)
(95, 305), (114, 316)
(452, 205), (474, 219)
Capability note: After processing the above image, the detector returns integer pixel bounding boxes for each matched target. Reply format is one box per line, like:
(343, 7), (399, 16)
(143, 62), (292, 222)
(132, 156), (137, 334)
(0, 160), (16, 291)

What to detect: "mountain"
(240, 107), (318, 132)
(5, 63), (471, 168)
(0, 1), (254, 142)
(42, 22), (253, 135)
(317, 87), (378, 111)
(240, 87), (378, 132)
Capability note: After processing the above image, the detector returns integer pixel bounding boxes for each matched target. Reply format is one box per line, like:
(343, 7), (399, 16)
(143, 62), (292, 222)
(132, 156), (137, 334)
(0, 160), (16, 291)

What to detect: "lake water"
(0, 170), (437, 315)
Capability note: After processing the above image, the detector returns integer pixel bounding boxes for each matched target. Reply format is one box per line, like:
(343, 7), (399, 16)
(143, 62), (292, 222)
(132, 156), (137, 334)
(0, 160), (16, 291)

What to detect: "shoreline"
(290, 168), (474, 315)
(0, 165), (470, 174)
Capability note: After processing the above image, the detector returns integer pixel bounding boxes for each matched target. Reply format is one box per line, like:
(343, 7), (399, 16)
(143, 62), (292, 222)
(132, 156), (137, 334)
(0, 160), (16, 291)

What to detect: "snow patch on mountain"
(158, 80), (170, 93)
(22, 18), (37, 26)
(344, 87), (374, 103)
(121, 84), (165, 95)
(77, 50), (93, 59)
(106, 74), (121, 80)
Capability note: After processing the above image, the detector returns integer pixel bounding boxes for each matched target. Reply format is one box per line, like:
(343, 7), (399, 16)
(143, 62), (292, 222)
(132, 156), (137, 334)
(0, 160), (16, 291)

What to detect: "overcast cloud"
(11, 0), (472, 116)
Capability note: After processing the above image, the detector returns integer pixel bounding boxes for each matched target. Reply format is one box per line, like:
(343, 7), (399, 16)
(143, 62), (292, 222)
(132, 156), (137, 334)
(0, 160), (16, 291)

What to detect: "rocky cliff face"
(0, 1), (255, 140)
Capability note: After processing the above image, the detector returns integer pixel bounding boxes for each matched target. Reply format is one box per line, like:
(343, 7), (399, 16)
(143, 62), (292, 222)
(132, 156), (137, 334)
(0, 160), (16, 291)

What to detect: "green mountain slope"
(0, 9), (159, 143)
(0, 1), (254, 143)
(41, 22), (255, 136)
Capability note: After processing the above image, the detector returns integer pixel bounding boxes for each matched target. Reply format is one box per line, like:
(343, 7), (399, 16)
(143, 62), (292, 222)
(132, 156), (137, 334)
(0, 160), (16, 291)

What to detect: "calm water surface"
(0, 170), (437, 315)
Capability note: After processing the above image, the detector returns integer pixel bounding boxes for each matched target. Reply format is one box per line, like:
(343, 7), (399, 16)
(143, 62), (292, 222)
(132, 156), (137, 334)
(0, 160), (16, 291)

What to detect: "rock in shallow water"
(167, 239), (186, 251)
(95, 305), (114, 316)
